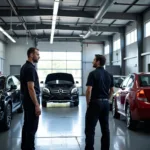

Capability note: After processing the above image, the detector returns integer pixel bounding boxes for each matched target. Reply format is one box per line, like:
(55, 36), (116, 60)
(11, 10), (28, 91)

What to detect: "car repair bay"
(0, 97), (150, 150)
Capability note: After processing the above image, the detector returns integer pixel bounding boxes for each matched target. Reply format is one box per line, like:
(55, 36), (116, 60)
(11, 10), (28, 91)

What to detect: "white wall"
(104, 41), (110, 65)
(125, 22), (138, 75)
(37, 41), (81, 52)
(112, 33), (121, 66)
(82, 43), (103, 94)
(0, 40), (5, 59)
(143, 10), (150, 72)
(37, 41), (103, 95)
(5, 37), (35, 75)
(0, 33), (6, 74)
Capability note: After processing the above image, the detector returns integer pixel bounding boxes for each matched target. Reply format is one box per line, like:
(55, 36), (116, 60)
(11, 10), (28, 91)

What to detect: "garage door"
(37, 51), (82, 93)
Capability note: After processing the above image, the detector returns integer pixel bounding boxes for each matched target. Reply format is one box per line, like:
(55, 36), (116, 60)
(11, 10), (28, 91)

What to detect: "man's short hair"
(95, 54), (106, 66)
(27, 47), (39, 58)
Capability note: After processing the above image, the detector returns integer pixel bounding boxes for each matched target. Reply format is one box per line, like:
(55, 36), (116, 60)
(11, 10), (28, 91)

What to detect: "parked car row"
(112, 73), (150, 130)
(0, 72), (79, 131)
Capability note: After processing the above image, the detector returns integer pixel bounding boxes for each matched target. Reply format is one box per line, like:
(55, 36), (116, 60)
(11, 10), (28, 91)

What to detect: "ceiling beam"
(103, 12), (137, 20)
(114, 2), (150, 7)
(0, 9), (137, 20)
(1, 24), (122, 33)
(15, 35), (109, 41)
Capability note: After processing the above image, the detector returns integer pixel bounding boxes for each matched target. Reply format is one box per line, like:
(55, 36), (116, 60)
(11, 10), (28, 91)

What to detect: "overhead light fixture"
(83, 28), (93, 39)
(50, 0), (60, 44)
(0, 26), (16, 43)
(53, 1), (59, 15)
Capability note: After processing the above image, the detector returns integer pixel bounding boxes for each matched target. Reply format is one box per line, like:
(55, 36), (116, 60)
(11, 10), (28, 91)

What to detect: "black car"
(0, 75), (23, 130)
(42, 73), (79, 107)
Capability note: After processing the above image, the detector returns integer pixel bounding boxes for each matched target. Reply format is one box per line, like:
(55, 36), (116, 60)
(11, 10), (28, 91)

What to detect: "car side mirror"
(76, 81), (79, 84)
(115, 83), (120, 88)
(11, 85), (17, 90)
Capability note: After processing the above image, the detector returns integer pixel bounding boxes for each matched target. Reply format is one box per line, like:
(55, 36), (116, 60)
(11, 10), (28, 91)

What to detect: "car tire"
(42, 101), (47, 107)
(74, 101), (79, 107)
(2, 103), (12, 130)
(126, 105), (137, 130)
(17, 103), (23, 113)
(112, 99), (120, 119)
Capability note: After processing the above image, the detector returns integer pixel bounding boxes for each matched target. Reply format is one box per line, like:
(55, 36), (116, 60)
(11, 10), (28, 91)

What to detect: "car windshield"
(0, 77), (5, 90)
(113, 77), (124, 85)
(139, 75), (150, 87)
(45, 73), (74, 84)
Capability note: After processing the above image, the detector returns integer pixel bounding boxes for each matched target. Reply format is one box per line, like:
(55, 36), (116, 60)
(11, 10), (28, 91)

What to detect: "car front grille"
(51, 89), (70, 94)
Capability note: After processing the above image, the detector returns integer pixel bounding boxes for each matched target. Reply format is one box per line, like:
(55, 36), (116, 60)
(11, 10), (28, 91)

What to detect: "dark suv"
(0, 75), (23, 130)
(42, 73), (79, 107)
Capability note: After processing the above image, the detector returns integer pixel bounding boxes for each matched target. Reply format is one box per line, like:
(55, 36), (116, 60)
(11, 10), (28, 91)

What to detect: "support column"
(137, 14), (144, 72)
(108, 36), (113, 65)
(120, 27), (126, 75)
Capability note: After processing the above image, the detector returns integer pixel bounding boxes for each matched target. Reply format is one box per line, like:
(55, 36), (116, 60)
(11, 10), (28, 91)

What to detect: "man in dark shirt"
(85, 54), (114, 150)
(20, 47), (41, 150)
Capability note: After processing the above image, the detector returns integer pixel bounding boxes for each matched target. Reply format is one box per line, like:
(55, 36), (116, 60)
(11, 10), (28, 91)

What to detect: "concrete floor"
(0, 96), (150, 150)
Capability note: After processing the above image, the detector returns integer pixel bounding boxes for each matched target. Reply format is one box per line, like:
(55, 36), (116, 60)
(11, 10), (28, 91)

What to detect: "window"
(126, 76), (134, 88)
(113, 39), (120, 51)
(126, 29), (137, 45)
(7, 77), (14, 89)
(145, 21), (150, 37)
(139, 75), (150, 87)
(104, 45), (109, 55)
(121, 76), (130, 88)
(38, 52), (82, 87)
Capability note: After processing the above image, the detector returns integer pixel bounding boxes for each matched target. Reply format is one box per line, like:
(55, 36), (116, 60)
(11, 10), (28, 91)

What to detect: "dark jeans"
(21, 105), (39, 150)
(85, 100), (110, 150)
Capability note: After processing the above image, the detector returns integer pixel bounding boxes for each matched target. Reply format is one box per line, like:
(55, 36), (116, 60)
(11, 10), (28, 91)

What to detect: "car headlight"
(71, 88), (78, 94)
(43, 88), (50, 94)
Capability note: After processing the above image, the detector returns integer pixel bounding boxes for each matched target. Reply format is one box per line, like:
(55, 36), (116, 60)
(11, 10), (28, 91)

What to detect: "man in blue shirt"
(85, 54), (114, 150)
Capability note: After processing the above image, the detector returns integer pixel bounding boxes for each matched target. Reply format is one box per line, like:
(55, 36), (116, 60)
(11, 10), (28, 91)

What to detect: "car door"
(12, 76), (21, 106)
(116, 76), (130, 112)
(6, 76), (18, 109)
(120, 75), (135, 112)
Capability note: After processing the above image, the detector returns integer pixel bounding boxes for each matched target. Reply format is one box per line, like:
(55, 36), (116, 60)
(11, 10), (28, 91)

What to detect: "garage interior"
(0, 0), (150, 150)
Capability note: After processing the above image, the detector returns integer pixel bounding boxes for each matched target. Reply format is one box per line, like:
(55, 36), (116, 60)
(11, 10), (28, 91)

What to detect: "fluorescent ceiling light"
(50, 0), (60, 44)
(53, 1), (60, 15)
(83, 28), (93, 39)
(52, 15), (57, 21)
(52, 20), (56, 27)
(0, 26), (16, 43)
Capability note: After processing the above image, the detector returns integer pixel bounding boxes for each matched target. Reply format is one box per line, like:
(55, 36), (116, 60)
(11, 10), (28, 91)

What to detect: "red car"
(112, 73), (150, 130)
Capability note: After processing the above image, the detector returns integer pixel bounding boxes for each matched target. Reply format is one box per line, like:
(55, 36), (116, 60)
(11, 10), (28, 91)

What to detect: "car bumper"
(42, 94), (79, 103)
(132, 101), (150, 120)
(135, 109), (150, 120)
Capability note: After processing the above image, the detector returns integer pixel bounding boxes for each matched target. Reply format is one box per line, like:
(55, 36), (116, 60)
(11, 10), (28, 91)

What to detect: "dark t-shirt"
(20, 61), (40, 107)
(86, 67), (114, 100)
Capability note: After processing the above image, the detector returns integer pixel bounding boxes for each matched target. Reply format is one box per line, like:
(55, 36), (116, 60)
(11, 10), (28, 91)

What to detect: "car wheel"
(112, 99), (120, 119)
(126, 105), (137, 130)
(42, 101), (47, 107)
(74, 101), (79, 107)
(2, 103), (12, 130)
(17, 103), (23, 113)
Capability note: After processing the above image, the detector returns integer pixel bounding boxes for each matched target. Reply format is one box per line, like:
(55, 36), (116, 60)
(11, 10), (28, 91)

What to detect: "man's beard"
(93, 64), (96, 68)
(33, 58), (38, 63)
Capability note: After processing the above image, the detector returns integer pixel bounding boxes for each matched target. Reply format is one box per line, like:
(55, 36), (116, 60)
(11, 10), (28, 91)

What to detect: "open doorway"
(10, 65), (21, 75)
